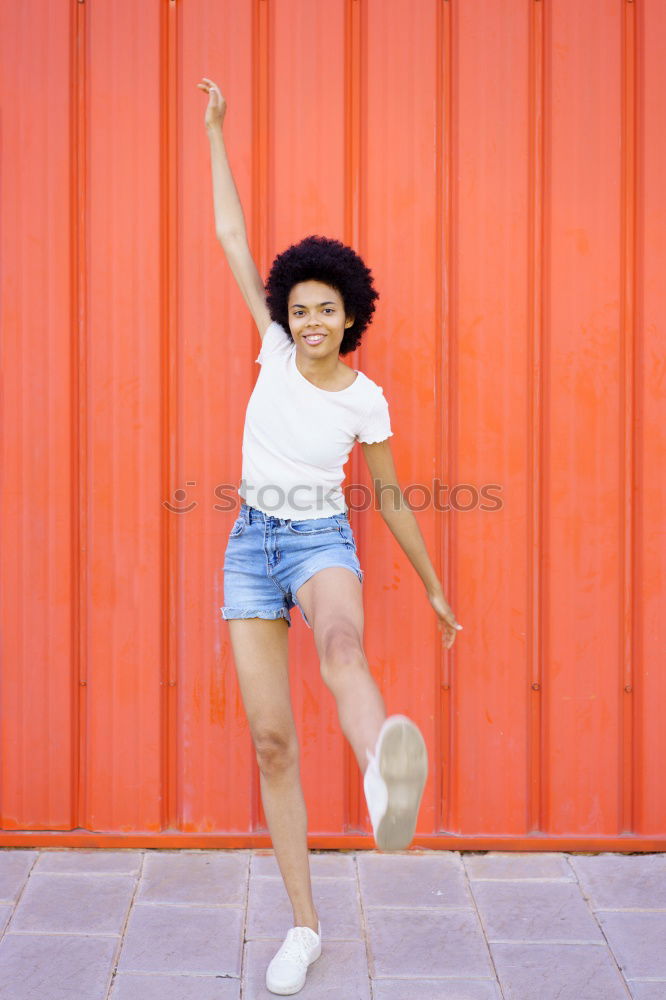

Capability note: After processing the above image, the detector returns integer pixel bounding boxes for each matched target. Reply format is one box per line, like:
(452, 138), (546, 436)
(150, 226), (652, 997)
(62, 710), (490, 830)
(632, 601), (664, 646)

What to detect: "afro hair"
(264, 235), (379, 356)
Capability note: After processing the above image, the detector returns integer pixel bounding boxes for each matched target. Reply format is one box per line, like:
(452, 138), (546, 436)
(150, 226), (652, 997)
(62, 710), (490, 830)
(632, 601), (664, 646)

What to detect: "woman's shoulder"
(255, 320), (294, 366)
(353, 367), (386, 397)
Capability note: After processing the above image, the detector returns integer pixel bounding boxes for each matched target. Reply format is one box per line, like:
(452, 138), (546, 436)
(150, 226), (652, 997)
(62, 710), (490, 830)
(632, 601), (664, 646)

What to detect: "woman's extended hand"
(428, 587), (463, 650)
(197, 77), (227, 130)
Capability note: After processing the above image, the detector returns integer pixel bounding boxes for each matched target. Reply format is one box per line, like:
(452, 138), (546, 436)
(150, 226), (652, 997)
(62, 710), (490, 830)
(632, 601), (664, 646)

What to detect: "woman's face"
(287, 280), (354, 360)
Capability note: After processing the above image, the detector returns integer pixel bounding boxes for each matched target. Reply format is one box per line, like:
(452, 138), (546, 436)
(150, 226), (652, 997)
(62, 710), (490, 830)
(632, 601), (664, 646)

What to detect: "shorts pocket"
(287, 516), (339, 535)
(230, 514), (247, 538)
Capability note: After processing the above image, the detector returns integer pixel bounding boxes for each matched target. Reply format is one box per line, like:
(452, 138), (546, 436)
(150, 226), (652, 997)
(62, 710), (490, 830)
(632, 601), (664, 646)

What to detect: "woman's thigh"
(275, 513), (364, 631)
(227, 617), (296, 751)
(295, 566), (365, 664)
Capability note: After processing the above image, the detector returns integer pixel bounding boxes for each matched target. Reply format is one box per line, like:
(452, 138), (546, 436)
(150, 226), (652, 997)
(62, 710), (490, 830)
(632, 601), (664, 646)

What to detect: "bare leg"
(325, 659), (387, 773)
(228, 618), (319, 933)
(256, 755), (319, 932)
(295, 567), (388, 773)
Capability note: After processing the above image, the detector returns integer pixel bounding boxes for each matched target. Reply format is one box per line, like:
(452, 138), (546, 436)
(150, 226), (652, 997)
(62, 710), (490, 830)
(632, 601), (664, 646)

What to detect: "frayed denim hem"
(220, 607), (292, 627)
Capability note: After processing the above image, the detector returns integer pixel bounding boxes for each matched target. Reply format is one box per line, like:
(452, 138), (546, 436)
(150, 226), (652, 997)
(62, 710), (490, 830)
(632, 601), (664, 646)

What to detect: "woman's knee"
(319, 627), (367, 687)
(253, 727), (299, 775)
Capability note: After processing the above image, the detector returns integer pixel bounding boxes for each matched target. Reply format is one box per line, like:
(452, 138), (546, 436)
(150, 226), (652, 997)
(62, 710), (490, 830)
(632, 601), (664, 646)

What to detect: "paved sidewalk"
(0, 848), (664, 999)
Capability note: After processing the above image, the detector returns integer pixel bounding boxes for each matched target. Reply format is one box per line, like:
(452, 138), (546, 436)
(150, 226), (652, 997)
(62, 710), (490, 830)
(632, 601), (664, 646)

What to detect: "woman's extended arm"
(197, 78), (271, 336)
(199, 81), (246, 240)
(360, 438), (463, 650)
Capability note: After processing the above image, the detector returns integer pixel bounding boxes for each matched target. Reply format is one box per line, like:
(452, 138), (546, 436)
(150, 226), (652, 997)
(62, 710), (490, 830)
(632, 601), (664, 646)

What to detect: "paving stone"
(625, 984), (666, 1000)
(366, 907), (493, 979)
(0, 846), (661, 1000)
(35, 848), (143, 874)
(357, 852), (471, 908)
(0, 849), (37, 901)
(568, 853), (666, 909)
(490, 941), (629, 999)
(0, 903), (13, 933)
(247, 871), (361, 938)
(243, 938), (371, 999)
(9, 872), (136, 933)
(137, 851), (248, 906)
(116, 902), (243, 975)
(597, 911), (666, 979)
(109, 972), (239, 999)
(464, 852), (574, 880)
(251, 849), (356, 879)
(0, 932), (117, 1000)
(470, 880), (604, 942)
(372, 979), (502, 999)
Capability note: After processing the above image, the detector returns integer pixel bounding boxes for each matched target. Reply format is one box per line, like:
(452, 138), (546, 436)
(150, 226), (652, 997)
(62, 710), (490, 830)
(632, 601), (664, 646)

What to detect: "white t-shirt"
(237, 320), (393, 519)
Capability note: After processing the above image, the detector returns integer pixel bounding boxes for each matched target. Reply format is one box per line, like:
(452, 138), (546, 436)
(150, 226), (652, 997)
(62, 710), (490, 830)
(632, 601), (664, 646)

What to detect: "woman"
(198, 77), (462, 996)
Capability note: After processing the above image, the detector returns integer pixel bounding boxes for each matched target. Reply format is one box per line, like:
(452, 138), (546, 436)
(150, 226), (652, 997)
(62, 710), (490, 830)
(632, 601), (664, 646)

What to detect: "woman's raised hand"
(196, 78), (227, 130)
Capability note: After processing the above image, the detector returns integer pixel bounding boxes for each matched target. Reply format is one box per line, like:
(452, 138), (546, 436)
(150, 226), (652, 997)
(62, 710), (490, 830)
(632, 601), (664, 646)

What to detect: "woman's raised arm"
(197, 78), (271, 338)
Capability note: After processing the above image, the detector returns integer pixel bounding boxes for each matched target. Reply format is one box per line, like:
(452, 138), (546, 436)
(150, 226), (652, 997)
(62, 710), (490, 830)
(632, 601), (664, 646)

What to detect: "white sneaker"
(265, 920), (322, 995)
(363, 714), (428, 851)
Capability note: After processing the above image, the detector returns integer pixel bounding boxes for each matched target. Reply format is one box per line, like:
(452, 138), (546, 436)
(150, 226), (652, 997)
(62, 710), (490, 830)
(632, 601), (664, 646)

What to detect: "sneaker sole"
(375, 716), (428, 851)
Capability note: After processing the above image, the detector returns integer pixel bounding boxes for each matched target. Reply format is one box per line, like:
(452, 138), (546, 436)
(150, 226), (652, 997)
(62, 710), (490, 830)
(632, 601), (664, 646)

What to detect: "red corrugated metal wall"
(1, 0), (664, 850)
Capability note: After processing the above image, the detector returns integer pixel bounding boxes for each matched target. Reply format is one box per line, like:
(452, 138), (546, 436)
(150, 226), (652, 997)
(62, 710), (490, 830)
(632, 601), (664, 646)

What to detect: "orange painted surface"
(1, 0), (664, 849)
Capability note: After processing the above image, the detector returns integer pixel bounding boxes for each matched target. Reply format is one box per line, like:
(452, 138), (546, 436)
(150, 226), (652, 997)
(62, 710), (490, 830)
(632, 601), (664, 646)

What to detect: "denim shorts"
(221, 502), (364, 629)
